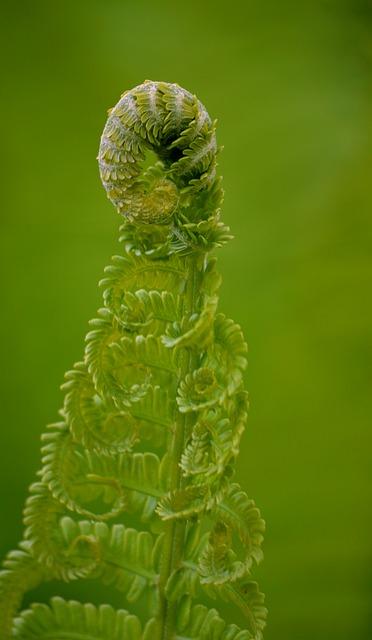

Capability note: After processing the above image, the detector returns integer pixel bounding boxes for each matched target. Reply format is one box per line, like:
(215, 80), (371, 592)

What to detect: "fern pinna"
(0, 80), (267, 639)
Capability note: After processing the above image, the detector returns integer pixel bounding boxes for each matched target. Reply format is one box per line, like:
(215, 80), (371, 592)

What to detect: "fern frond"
(170, 130), (218, 182)
(100, 251), (187, 313)
(205, 580), (267, 640)
(165, 98), (210, 151)
(180, 409), (233, 479)
(176, 602), (251, 640)
(228, 390), (249, 456)
(119, 288), (181, 334)
(59, 518), (159, 606)
(63, 364), (172, 451)
(62, 362), (138, 455)
(84, 311), (151, 408)
(198, 521), (248, 585)
(156, 484), (208, 521)
(133, 81), (167, 145)
(40, 425), (127, 521)
(13, 597), (143, 640)
(127, 385), (173, 446)
(0, 547), (44, 639)
(1, 81), (266, 638)
(160, 81), (196, 138)
(113, 450), (163, 521)
(162, 257), (221, 349)
(206, 314), (248, 398)
(114, 333), (177, 378)
(197, 487), (265, 587)
(215, 484), (265, 565)
(23, 483), (97, 580)
(42, 425), (164, 522)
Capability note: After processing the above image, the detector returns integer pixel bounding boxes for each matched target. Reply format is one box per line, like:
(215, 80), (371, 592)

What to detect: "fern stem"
(158, 256), (200, 639)
(0, 551), (44, 639)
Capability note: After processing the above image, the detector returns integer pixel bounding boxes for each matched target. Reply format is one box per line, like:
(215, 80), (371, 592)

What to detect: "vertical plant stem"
(158, 256), (200, 639)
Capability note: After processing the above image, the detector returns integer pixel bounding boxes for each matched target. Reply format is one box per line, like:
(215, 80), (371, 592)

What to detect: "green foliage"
(13, 598), (143, 640)
(0, 80), (266, 639)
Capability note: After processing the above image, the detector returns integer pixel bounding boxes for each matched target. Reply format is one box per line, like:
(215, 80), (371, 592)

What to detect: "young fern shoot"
(0, 80), (267, 639)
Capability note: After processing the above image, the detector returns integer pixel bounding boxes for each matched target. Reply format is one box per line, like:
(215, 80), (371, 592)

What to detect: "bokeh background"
(0, 1), (371, 638)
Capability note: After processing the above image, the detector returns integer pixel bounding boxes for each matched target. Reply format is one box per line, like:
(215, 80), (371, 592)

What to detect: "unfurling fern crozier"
(0, 80), (267, 640)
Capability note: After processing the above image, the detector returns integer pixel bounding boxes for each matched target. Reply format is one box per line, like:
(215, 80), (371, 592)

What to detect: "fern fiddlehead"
(0, 80), (267, 639)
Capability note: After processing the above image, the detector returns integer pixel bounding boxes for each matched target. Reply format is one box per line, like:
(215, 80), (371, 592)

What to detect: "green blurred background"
(0, 0), (371, 637)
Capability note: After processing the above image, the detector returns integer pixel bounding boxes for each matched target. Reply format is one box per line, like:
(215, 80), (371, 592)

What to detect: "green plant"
(0, 80), (266, 639)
